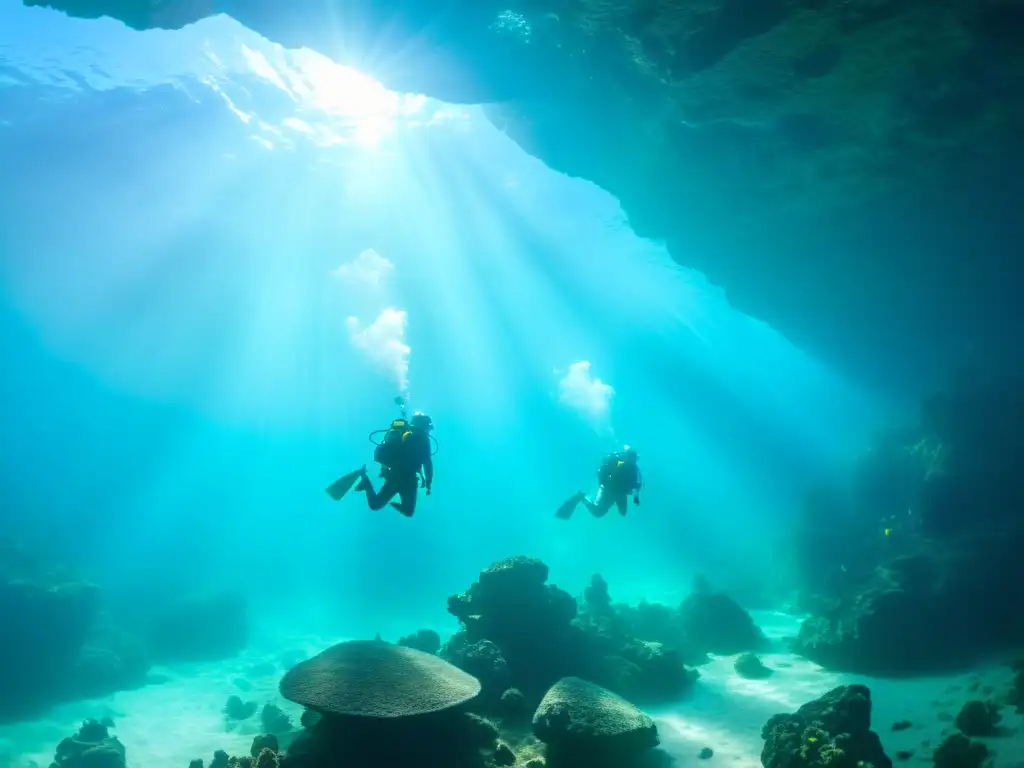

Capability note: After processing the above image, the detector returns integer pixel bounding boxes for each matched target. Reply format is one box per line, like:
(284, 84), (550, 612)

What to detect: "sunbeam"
(0, 6), (905, 765)
(1, 5), (1019, 768)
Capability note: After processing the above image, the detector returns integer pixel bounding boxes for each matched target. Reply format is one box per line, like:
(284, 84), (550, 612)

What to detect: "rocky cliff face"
(24, 0), (1024, 390)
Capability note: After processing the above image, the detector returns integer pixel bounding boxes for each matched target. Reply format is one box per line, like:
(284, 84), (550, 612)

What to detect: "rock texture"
(678, 581), (768, 655)
(584, 573), (766, 668)
(761, 685), (892, 768)
(532, 677), (659, 760)
(277, 641), (507, 768)
(0, 539), (150, 722)
(22, 0), (1024, 390)
(441, 556), (697, 711)
(279, 640), (481, 717)
(791, 374), (1024, 675)
(50, 719), (127, 768)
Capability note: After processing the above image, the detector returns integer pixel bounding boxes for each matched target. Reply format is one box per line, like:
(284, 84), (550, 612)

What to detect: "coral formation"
(954, 700), (1001, 737)
(679, 576), (768, 655)
(281, 641), (481, 718)
(49, 720), (126, 768)
(442, 558), (697, 710)
(532, 677), (659, 766)
(0, 539), (151, 722)
(734, 653), (773, 680)
(760, 685), (892, 768)
(259, 704), (292, 735)
(249, 735), (278, 757)
(493, 741), (516, 766)
(278, 640), (505, 768)
(933, 733), (989, 768)
(223, 696), (258, 722)
(71, 621), (149, 700)
(444, 555), (579, 700)
(792, 376), (1024, 674)
(204, 576), (683, 768)
(598, 574), (765, 666)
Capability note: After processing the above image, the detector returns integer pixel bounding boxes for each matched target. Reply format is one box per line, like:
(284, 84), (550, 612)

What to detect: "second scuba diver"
(325, 407), (435, 518)
(555, 447), (642, 520)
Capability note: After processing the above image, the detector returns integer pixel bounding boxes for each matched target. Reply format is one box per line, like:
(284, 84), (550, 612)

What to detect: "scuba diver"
(325, 398), (436, 518)
(555, 447), (642, 520)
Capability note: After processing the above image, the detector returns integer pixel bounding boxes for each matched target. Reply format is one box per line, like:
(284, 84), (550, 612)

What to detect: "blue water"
(0, 3), (885, 644)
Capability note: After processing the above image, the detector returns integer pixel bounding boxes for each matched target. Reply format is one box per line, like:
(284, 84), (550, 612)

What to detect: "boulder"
(223, 696), (258, 721)
(954, 700), (1001, 737)
(50, 720), (126, 768)
(679, 587), (767, 655)
(532, 677), (659, 759)
(259, 704), (292, 734)
(735, 653), (773, 680)
(934, 733), (988, 768)
(0, 568), (101, 721)
(761, 685), (891, 768)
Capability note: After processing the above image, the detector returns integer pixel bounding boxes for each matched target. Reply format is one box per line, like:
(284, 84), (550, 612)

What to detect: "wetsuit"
(581, 456), (640, 518)
(361, 428), (433, 517)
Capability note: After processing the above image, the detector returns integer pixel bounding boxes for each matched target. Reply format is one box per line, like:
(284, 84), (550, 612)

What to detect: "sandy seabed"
(2, 614), (1021, 768)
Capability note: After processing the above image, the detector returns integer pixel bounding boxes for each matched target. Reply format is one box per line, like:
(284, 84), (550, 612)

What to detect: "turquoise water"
(0, 2), (884, 655)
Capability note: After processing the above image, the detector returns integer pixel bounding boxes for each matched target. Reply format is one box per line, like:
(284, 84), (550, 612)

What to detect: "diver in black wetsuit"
(353, 411), (434, 517)
(555, 447), (642, 520)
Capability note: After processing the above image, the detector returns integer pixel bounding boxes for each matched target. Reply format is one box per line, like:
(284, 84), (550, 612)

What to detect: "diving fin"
(326, 468), (364, 501)
(555, 493), (583, 520)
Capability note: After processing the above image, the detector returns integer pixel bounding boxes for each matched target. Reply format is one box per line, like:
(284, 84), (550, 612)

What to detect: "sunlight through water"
(234, 44), (433, 148)
(0, 9), (948, 768)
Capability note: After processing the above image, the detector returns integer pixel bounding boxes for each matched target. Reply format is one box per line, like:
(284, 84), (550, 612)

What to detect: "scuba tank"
(368, 396), (440, 471)
(374, 418), (414, 466)
(598, 453), (617, 484)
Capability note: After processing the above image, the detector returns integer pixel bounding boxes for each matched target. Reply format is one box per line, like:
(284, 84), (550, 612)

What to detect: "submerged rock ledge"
(24, 0), (1024, 388)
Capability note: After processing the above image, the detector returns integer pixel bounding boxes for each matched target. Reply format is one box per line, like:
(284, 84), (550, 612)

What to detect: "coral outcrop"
(0, 539), (151, 722)
(792, 375), (1024, 674)
(735, 653), (773, 680)
(933, 733), (989, 768)
(278, 640), (508, 768)
(761, 685), (892, 768)
(578, 572), (767, 670)
(49, 720), (126, 768)
(223, 696), (258, 722)
(442, 557), (697, 710)
(532, 677), (659, 767)
(678, 576), (769, 656)
(259, 704), (293, 735)
(954, 700), (1001, 738)
(1, 573), (100, 720)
